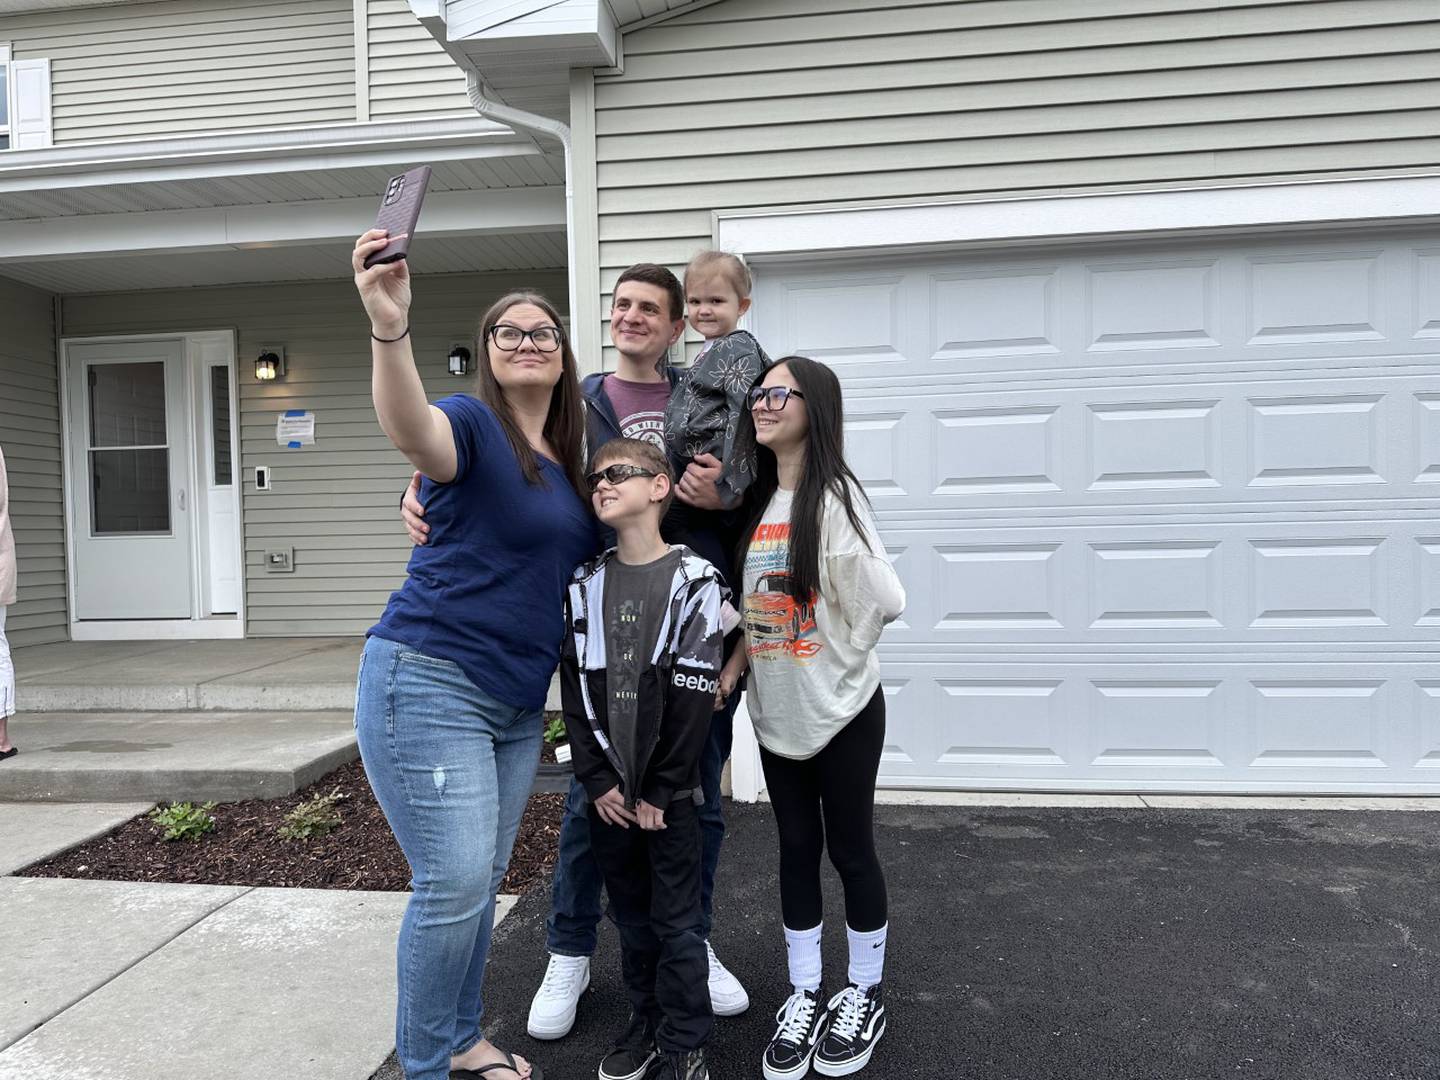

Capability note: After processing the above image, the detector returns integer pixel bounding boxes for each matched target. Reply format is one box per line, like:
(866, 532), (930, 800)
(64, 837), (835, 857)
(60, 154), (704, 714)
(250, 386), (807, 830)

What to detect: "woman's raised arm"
(353, 229), (457, 482)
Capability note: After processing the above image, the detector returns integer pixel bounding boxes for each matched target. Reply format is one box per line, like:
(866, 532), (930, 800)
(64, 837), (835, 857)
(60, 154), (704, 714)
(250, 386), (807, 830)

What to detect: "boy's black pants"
(588, 796), (713, 1052)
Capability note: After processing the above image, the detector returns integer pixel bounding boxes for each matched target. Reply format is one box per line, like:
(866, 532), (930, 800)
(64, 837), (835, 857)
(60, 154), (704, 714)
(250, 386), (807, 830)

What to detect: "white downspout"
(464, 70), (577, 336)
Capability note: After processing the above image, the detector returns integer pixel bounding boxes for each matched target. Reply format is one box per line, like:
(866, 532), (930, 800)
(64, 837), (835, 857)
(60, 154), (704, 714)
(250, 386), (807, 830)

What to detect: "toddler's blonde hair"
(683, 250), (752, 299)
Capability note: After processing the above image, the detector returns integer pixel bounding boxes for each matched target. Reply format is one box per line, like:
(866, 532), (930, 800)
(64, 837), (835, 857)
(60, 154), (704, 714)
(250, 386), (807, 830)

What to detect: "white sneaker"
(705, 939), (750, 1016)
(527, 952), (590, 1039)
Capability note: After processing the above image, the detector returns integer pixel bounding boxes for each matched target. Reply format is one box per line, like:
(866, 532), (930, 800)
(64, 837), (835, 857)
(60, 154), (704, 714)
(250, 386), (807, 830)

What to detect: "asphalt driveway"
(378, 801), (1440, 1080)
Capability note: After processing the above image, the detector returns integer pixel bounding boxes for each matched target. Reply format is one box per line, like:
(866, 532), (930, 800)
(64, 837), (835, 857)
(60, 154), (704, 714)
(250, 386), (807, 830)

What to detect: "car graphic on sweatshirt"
(745, 571), (822, 660)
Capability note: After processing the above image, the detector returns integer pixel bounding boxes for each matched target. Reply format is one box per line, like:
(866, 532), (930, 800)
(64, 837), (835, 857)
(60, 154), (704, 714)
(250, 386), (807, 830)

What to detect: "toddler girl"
(664, 250), (771, 512)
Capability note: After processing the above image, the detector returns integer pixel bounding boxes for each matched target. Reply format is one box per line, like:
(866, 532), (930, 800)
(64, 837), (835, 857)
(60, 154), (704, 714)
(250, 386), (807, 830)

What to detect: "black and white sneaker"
(762, 987), (827, 1080)
(813, 983), (885, 1076)
(598, 1011), (658, 1080)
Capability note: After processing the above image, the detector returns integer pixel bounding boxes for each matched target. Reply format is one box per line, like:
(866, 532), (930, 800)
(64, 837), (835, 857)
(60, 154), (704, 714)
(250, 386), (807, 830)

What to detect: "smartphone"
(363, 165), (432, 269)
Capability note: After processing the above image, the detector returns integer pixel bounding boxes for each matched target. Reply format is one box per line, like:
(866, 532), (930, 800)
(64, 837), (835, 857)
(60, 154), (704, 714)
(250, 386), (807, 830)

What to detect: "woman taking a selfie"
(352, 227), (596, 1080)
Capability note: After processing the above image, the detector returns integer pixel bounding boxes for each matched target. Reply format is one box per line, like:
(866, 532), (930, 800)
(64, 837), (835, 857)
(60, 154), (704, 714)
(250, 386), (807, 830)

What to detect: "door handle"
(178, 489), (187, 511)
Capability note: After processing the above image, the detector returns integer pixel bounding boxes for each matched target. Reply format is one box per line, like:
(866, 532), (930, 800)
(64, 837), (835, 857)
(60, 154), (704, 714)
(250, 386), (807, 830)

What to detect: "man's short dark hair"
(615, 263), (685, 323)
(591, 437), (675, 517)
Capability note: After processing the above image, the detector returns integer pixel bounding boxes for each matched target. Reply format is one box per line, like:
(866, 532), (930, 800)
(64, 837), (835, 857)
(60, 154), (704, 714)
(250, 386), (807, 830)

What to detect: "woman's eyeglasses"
(747, 385), (806, 411)
(489, 324), (563, 352)
(585, 463), (659, 492)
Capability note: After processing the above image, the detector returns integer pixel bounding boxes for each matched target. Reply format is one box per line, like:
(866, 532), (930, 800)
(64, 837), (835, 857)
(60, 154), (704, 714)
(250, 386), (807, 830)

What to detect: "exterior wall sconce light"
(255, 346), (286, 382)
(448, 345), (471, 376)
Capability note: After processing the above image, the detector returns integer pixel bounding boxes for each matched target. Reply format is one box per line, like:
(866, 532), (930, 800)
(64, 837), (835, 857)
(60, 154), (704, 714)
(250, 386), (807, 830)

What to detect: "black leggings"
(758, 687), (888, 932)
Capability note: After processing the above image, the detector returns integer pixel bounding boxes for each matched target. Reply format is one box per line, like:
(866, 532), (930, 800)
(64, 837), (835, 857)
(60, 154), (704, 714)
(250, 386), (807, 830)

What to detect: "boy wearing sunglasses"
(562, 437), (735, 1080)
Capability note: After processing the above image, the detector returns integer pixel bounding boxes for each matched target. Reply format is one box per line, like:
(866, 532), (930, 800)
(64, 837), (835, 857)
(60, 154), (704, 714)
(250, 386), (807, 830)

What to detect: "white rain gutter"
(0, 115), (528, 189)
(464, 68), (579, 339)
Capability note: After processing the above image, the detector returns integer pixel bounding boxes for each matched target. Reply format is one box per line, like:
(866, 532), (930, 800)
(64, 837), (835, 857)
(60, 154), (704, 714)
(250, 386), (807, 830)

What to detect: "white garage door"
(752, 230), (1440, 793)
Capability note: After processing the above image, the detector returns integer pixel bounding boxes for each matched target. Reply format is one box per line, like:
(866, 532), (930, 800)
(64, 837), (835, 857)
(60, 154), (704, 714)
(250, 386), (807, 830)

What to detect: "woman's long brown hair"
(474, 291), (588, 498)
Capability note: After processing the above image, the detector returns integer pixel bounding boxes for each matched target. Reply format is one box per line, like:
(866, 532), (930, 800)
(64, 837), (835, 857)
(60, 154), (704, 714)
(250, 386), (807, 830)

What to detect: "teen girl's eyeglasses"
(489, 324), (564, 352)
(747, 385), (806, 411)
(585, 463), (659, 492)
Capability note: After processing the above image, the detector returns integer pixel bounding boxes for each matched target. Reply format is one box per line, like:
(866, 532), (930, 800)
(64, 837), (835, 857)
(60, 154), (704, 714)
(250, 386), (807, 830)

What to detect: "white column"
(729, 695), (765, 803)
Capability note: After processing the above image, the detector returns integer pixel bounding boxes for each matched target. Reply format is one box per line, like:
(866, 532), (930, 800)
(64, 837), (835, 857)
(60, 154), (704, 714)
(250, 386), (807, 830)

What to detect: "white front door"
(67, 340), (194, 620)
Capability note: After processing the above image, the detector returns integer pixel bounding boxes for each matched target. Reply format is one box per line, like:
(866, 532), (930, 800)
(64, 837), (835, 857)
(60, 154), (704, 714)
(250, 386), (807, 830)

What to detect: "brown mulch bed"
(24, 759), (565, 895)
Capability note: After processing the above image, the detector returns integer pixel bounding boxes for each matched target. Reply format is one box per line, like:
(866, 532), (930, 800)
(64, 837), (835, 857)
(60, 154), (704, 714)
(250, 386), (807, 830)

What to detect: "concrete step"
(0, 711), (358, 803)
(13, 638), (362, 713)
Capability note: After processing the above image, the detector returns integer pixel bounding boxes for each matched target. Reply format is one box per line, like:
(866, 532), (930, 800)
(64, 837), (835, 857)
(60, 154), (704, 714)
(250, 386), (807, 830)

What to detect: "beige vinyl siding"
(367, 0), (471, 120)
(593, 0), (1440, 362)
(0, 278), (66, 646)
(0, 0), (355, 144)
(61, 271), (566, 637)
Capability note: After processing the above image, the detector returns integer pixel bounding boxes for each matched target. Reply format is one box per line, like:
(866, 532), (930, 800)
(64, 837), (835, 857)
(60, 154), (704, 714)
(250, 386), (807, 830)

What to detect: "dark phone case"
(363, 166), (432, 268)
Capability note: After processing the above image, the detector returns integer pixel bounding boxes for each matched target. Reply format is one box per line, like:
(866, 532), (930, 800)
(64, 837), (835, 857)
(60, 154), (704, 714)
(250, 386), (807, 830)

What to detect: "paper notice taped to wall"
(276, 410), (315, 448)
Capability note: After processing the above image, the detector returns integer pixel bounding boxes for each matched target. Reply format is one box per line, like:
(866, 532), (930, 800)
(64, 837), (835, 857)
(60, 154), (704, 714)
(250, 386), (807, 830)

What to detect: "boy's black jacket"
(561, 545), (728, 810)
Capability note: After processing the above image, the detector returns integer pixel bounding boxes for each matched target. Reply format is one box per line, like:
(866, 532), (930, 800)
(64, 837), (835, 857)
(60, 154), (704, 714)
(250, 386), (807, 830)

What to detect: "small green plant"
(278, 787), (346, 841)
(543, 712), (567, 745)
(148, 801), (218, 842)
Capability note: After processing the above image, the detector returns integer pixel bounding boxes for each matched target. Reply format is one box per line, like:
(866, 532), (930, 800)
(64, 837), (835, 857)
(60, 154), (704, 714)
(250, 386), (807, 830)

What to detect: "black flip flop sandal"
(0, 748), (16, 761)
(450, 1050), (543, 1080)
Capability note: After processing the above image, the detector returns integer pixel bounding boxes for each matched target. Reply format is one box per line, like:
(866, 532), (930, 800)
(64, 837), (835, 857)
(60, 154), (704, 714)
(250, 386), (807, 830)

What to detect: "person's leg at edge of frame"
(0, 606), (14, 757)
(353, 636), (533, 1080)
(528, 774), (603, 1039)
(450, 690), (545, 1061)
(812, 687), (889, 1078)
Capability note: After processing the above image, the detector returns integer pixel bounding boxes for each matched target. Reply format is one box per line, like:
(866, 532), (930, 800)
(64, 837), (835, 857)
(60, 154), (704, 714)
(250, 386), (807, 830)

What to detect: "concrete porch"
(1, 638), (362, 802)
(12, 637), (361, 712)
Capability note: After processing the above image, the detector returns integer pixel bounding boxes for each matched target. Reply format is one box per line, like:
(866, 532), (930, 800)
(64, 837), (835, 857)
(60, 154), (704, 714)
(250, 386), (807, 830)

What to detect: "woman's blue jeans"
(356, 636), (542, 1080)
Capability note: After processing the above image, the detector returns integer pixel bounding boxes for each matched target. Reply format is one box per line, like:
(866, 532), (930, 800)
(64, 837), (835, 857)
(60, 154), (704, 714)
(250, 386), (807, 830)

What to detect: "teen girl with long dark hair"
(716, 356), (906, 1080)
(352, 228), (597, 1080)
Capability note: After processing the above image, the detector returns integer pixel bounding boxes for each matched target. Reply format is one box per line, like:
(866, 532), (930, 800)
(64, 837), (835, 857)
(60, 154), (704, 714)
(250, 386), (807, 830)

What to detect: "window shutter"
(12, 58), (52, 149)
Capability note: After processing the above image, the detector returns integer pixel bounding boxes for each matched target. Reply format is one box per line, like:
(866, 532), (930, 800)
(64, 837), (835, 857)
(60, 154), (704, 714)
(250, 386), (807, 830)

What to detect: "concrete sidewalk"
(0, 801), (153, 874)
(0, 878), (409, 1080)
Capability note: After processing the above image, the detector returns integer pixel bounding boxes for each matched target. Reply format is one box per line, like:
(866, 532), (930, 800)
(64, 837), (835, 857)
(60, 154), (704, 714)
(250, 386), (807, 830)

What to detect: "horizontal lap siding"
(0, 278), (65, 646)
(367, 0), (471, 120)
(592, 0), (1440, 365)
(0, 0), (355, 143)
(61, 271), (566, 637)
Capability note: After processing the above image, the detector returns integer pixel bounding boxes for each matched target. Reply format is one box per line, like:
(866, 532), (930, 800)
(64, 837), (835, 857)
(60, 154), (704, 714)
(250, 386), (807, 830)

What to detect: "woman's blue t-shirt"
(369, 394), (599, 709)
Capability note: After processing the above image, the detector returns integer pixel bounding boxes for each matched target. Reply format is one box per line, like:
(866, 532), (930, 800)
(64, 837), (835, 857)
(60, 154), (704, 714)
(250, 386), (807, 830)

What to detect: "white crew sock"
(784, 922), (823, 993)
(847, 923), (887, 990)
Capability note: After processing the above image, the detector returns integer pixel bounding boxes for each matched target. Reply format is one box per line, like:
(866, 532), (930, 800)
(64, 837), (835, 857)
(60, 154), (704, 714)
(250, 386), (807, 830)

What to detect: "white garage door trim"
(718, 182), (1440, 801)
(715, 174), (1440, 264)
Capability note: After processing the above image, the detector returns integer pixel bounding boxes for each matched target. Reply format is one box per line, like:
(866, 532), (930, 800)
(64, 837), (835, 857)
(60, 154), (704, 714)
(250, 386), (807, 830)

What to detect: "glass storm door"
(68, 341), (194, 620)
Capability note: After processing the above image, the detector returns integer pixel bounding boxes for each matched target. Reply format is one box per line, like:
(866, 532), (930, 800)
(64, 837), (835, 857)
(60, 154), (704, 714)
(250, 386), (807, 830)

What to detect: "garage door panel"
(874, 662), (1436, 792)
(878, 520), (1430, 644)
(844, 371), (1433, 509)
(1245, 249), (1385, 345)
(765, 239), (1440, 384)
(1086, 257), (1220, 353)
(756, 232), (1440, 793)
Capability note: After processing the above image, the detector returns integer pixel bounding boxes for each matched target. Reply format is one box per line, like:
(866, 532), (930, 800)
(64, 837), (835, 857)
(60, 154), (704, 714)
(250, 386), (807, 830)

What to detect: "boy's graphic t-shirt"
(603, 548), (682, 794)
(742, 486), (907, 761)
(603, 375), (672, 449)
